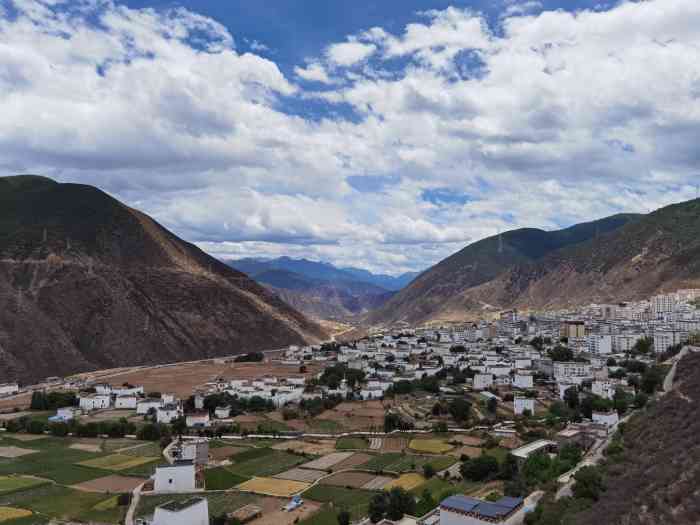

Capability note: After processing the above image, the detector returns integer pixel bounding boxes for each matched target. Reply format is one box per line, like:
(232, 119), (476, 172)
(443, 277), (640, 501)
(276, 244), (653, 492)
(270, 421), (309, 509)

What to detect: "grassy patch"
(336, 437), (369, 450)
(77, 454), (155, 472)
(409, 439), (453, 454)
(229, 450), (306, 477)
(362, 454), (456, 474)
(306, 420), (344, 433)
(204, 467), (249, 490)
(40, 465), (111, 485)
(384, 473), (426, 491)
(362, 453), (402, 472)
(303, 485), (377, 518)
(298, 505), (340, 525)
(484, 448), (508, 464)
(0, 477), (48, 496)
(0, 506), (32, 522)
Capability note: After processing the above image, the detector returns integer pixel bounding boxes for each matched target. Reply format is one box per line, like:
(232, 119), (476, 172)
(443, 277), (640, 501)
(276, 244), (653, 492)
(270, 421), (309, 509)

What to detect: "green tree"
(460, 455), (499, 482)
(423, 464), (436, 478)
(369, 493), (388, 523)
(572, 466), (604, 501)
(448, 398), (471, 423)
(387, 487), (416, 520)
(633, 392), (649, 408)
(337, 510), (351, 525)
(487, 397), (498, 414)
(564, 386), (579, 410)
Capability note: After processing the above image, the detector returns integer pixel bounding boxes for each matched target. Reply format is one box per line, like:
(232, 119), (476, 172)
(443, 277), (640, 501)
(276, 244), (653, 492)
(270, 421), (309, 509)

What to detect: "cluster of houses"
(76, 384), (183, 424)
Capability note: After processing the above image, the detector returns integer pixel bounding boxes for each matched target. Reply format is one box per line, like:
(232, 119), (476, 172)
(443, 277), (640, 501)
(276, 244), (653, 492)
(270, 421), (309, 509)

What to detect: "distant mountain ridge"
(227, 257), (417, 320)
(364, 211), (659, 326)
(0, 175), (325, 383)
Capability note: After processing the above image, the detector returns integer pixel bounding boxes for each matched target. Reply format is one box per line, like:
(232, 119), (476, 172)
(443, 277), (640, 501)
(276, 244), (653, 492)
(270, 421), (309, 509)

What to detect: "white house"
(514, 397), (535, 416)
(137, 399), (163, 415)
(157, 404), (182, 424)
(49, 407), (78, 422)
(592, 411), (619, 428)
(214, 406), (231, 419)
(186, 412), (211, 428)
(512, 374), (533, 389)
(591, 380), (616, 400)
(112, 385), (144, 397)
(154, 462), (196, 493)
(0, 383), (19, 396)
(473, 374), (493, 391)
(79, 394), (111, 411)
(152, 497), (209, 525)
(587, 335), (612, 355)
(115, 395), (138, 409)
(178, 440), (209, 465)
(94, 384), (112, 395)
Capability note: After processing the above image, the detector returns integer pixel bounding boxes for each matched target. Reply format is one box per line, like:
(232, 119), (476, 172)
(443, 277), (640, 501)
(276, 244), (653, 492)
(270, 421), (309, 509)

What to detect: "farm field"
(0, 506), (32, 522)
(303, 485), (377, 519)
(274, 468), (326, 483)
(379, 437), (408, 452)
(300, 452), (353, 470)
(209, 445), (248, 461)
(409, 438), (453, 454)
(319, 471), (376, 489)
(203, 467), (250, 490)
(237, 477), (310, 497)
(77, 454), (156, 472)
(73, 475), (145, 493)
(384, 473), (426, 491)
(333, 452), (373, 470)
(274, 440), (338, 455)
(361, 453), (456, 474)
(229, 449), (308, 478)
(335, 437), (368, 450)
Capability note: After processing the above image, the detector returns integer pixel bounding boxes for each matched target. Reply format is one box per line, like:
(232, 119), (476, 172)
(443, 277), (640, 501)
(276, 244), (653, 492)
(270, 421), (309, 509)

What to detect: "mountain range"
(227, 257), (419, 320)
(0, 175), (325, 384)
(365, 198), (700, 326)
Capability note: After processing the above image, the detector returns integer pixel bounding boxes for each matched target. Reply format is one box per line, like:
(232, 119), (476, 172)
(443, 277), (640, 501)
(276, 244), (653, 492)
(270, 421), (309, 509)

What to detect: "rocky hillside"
(570, 350), (700, 525)
(365, 213), (642, 325)
(0, 176), (326, 384)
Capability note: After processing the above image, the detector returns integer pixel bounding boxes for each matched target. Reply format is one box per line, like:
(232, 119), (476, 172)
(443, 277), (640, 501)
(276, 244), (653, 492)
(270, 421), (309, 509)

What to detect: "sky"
(2, 0), (700, 275)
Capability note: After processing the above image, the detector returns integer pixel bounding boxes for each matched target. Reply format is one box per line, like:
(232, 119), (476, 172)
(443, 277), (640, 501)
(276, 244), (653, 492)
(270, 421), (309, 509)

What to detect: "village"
(0, 289), (698, 525)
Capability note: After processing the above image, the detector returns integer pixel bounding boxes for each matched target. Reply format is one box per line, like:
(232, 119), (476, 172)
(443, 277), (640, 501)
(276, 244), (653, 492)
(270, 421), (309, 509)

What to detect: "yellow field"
(236, 477), (310, 497)
(0, 507), (32, 522)
(92, 496), (119, 512)
(409, 439), (453, 454)
(78, 454), (155, 471)
(384, 473), (426, 491)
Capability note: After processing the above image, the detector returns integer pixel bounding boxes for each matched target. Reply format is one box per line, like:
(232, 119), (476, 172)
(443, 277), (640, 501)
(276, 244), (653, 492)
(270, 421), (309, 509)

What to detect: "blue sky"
(1, 0), (700, 273)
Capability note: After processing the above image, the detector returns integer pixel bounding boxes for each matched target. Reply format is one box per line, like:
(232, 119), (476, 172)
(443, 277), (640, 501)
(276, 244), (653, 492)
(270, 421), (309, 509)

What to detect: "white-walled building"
(152, 497), (209, 525)
(473, 374), (493, 391)
(154, 462), (196, 493)
(214, 406), (231, 419)
(115, 395), (138, 409)
(137, 399), (163, 415)
(553, 362), (592, 382)
(186, 412), (211, 428)
(157, 404), (182, 424)
(592, 411), (619, 428)
(512, 374), (533, 389)
(514, 397), (535, 416)
(79, 394), (111, 411)
(653, 330), (688, 354)
(587, 335), (612, 355)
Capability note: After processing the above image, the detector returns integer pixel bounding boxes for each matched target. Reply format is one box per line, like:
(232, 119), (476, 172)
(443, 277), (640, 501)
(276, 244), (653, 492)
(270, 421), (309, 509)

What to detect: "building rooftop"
(511, 439), (557, 459)
(440, 495), (524, 520)
(159, 497), (205, 512)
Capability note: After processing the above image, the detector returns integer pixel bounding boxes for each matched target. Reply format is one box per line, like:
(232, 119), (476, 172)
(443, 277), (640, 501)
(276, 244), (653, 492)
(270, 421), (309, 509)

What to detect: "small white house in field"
(152, 496), (208, 525)
(214, 406), (231, 419)
(157, 404), (182, 424)
(154, 462), (196, 493)
(0, 383), (19, 396)
(473, 374), (493, 390)
(186, 412), (211, 428)
(115, 395), (138, 409)
(514, 397), (535, 416)
(512, 374), (533, 389)
(137, 399), (162, 415)
(79, 394), (111, 411)
(592, 411), (619, 428)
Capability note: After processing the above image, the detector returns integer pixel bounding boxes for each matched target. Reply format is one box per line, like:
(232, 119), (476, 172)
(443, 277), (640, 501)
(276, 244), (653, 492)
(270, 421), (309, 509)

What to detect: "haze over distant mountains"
(366, 199), (700, 326)
(227, 257), (420, 320)
(0, 176), (325, 383)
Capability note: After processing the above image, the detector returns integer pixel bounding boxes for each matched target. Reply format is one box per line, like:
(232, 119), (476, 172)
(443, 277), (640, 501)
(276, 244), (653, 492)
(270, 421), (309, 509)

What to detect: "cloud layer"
(2, 0), (700, 273)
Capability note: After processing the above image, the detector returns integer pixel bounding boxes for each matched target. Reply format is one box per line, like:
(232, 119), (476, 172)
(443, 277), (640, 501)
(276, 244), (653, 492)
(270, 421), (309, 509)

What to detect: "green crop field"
(78, 453), (155, 472)
(0, 476), (48, 495)
(304, 485), (377, 517)
(335, 437), (369, 450)
(362, 453), (402, 471)
(228, 449), (306, 477)
(361, 453), (456, 474)
(203, 467), (250, 490)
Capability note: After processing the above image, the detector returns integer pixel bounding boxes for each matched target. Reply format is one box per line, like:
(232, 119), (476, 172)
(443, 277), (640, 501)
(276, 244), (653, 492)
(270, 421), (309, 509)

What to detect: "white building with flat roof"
(152, 497), (208, 525)
(473, 374), (493, 391)
(154, 462), (196, 493)
(513, 397), (535, 416)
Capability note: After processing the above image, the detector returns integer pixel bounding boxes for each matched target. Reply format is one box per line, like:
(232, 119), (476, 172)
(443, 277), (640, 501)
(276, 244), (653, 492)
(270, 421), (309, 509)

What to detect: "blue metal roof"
(440, 495), (524, 520)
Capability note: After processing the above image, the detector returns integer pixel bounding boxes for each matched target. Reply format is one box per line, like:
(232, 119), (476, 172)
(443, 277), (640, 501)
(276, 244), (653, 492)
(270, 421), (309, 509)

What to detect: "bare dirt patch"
(380, 437), (408, 453)
(320, 471), (376, 489)
(271, 440), (337, 456)
(273, 468), (326, 483)
(333, 453), (373, 471)
(0, 433), (45, 442)
(94, 361), (322, 398)
(0, 393), (31, 411)
(210, 446), (247, 461)
(300, 452), (354, 470)
(0, 446), (37, 458)
(73, 475), (145, 493)
(450, 446), (482, 459)
(451, 435), (484, 447)
(70, 443), (102, 453)
(249, 497), (321, 525)
(316, 401), (386, 431)
(362, 476), (394, 490)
